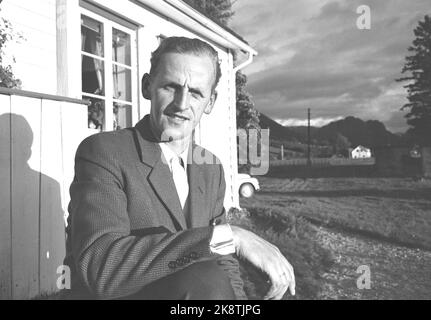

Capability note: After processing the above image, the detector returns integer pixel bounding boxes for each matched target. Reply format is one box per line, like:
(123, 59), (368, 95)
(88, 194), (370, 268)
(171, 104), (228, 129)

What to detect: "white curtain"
(81, 27), (103, 94)
(91, 36), (103, 94)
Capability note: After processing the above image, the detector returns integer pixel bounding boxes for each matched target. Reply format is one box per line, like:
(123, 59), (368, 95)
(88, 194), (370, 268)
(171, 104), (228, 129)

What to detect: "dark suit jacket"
(65, 115), (246, 299)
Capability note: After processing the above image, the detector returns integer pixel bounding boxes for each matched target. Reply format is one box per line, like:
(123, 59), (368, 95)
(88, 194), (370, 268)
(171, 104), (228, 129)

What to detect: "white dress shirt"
(158, 142), (235, 256)
(159, 142), (189, 209)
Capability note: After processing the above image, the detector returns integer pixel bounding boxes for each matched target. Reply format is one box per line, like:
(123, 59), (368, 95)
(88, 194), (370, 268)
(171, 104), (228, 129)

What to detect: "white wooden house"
(351, 145), (372, 159)
(0, 0), (256, 299)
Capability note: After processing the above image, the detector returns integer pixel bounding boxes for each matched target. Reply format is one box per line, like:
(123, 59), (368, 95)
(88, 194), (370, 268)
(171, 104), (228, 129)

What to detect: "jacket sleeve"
(212, 164), (248, 300)
(68, 135), (219, 299)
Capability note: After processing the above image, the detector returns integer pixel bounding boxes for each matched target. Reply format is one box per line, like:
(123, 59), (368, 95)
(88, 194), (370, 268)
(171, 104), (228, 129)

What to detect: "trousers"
(124, 260), (236, 300)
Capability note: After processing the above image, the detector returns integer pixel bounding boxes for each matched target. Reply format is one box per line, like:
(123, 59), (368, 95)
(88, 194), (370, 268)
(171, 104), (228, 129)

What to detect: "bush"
(0, 10), (23, 89)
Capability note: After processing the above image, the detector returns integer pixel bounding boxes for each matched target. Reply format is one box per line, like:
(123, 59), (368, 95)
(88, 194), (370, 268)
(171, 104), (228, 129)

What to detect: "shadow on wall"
(0, 113), (65, 299)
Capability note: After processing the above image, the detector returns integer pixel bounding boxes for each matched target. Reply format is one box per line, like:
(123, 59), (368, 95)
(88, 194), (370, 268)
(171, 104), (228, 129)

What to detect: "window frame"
(80, 7), (138, 132)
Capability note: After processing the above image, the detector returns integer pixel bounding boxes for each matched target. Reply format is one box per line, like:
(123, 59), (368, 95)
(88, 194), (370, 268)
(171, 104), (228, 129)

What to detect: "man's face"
(143, 52), (217, 142)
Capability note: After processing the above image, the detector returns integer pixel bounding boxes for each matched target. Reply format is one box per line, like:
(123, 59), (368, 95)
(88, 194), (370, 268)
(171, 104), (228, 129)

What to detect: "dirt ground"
(315, 224), (431, 299)
(241, 176), (431, 300)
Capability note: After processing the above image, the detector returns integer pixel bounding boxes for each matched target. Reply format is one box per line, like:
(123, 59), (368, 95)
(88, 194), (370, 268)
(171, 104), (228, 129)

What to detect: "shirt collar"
(159, 142), (189, 172)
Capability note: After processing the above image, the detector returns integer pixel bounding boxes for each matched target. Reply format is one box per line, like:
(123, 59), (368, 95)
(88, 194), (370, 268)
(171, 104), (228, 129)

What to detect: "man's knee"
(179, 260), (236, 300)
(128, 260), (236, 300)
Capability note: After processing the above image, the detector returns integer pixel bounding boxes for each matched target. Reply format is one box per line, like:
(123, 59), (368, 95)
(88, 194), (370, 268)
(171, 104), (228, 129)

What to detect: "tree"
(236, 71), (261, 173)
(333, 133), (351, 157)
(236, 71), (260, 130)
(183, 0), (234, 26)
(397, 15), (431, 146)
(0, 8), (22, 89)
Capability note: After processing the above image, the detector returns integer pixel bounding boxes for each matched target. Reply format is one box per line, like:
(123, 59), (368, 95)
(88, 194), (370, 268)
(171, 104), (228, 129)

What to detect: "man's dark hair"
(150, 37), (222, 91)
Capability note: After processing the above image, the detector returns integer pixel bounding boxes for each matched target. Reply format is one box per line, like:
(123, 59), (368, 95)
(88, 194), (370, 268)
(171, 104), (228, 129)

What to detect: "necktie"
(171, 156), (189, 209)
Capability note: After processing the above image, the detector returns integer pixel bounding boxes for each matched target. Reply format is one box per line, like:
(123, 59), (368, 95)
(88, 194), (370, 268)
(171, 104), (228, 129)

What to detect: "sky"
(230, 0), (430, 133)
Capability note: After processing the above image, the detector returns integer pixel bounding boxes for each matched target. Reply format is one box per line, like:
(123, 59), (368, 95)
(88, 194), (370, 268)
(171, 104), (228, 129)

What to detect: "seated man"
(65, 36), (295, 300)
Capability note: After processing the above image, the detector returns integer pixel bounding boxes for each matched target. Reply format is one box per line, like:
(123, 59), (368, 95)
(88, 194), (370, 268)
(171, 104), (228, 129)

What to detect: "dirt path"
(315, 225), (431, 299)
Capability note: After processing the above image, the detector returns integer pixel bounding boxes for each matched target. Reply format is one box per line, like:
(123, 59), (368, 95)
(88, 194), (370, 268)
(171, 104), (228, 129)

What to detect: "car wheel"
(239, 183), (255, 198)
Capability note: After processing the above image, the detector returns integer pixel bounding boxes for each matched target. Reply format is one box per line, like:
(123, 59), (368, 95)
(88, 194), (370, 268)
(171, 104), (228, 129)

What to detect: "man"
(65, 37), (295, 300)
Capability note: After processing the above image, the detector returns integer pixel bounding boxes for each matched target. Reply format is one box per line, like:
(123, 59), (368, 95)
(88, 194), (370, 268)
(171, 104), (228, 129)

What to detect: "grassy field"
(235, 176), (431, 299)
(241, 177), (431, 250)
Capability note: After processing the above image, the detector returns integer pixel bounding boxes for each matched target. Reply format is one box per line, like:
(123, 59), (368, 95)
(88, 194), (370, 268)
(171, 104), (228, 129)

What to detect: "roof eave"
(136, 0), (257, 56)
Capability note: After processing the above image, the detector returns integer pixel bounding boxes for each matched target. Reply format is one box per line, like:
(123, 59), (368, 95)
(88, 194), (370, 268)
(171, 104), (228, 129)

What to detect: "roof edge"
(136, 0), (257, 55)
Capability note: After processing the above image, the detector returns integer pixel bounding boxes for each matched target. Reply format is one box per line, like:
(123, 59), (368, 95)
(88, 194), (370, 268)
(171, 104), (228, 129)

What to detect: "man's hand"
(230, 225), (295, 300)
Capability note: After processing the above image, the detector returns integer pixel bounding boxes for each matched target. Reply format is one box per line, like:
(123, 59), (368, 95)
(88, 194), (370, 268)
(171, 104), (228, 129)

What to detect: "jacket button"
(168, 261), (177, 269)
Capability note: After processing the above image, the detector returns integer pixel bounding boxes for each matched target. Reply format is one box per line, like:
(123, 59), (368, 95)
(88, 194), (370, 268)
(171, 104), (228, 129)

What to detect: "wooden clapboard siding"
(0, 92), (89, 299)
(0, 97), (12, 300)
(1, 0), (57, 95)
(40, 100), (66, 295)
(60, 102), (89, 215)
(10, 96), (42, 299)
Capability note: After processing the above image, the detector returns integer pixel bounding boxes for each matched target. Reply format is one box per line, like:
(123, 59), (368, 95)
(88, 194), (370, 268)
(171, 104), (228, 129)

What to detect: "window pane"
(82, 55), (105, 95)
(112, 28), (131, 66)
(84, 96), (105, 131)
(114, 102), (132, 130)
(113, 65), (131, 102)
(81, 15), (104, 57)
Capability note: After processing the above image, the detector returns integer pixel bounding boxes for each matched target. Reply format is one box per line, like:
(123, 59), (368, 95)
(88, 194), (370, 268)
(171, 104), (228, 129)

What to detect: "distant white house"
(351, 145), (372, 159)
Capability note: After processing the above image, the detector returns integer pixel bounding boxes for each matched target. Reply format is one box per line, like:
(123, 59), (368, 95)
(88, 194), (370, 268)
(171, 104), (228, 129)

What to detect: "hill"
(318, 116), (402, 148)
(259, 113), (404, 148)
(259, 113), (299, 141)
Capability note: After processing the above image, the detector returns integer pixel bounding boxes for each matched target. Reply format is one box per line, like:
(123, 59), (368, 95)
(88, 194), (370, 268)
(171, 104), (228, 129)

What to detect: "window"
(81, 10), (137, 131)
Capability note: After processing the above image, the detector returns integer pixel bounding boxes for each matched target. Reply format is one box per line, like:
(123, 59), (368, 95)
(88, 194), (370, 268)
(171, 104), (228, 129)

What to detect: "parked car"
(236, 173), (260, 198)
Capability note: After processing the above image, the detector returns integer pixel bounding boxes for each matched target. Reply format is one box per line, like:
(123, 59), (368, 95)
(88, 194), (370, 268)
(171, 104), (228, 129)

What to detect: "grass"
(241, 177), (431, 250)
(228, 207), (334, 300)
(234, 176), (431, 299)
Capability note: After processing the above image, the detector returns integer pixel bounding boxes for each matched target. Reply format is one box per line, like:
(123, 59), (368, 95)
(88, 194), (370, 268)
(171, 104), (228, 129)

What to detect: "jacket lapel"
(134, 116), (187, 230)
(148, 160), (186, 230)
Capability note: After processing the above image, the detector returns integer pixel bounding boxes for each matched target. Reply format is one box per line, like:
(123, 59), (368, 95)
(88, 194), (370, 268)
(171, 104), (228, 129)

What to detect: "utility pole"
(307, 108), (311, 167)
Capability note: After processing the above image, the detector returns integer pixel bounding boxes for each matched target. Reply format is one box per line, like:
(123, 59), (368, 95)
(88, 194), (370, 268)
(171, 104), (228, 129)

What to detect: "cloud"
(230, 0), (430, 133)
(275, 116), (344, 127)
